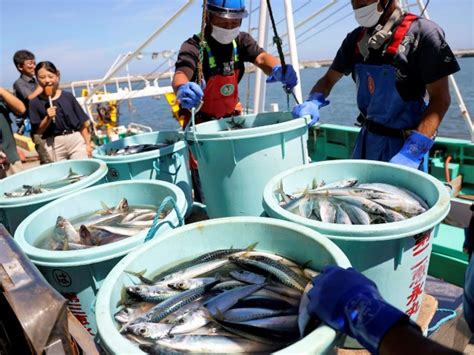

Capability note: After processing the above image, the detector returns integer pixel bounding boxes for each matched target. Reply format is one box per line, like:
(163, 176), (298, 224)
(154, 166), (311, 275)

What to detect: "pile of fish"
(40, 198), (167, 251)
(3, 169), (84, 198)
(116, 244), (318, 353)
(276, 178), (429, 224)
(106, 142), (173, 156)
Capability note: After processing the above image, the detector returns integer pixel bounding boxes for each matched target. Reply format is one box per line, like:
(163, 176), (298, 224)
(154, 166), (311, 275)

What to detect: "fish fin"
(97, 201), (112, 215)
(124, 269), (154, 285)
(117, 287), (129, 307)
(246, 242), (258, 252)
(67, 168), (79, 178)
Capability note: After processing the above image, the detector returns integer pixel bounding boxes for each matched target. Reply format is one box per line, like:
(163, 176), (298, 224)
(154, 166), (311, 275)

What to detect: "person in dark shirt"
(173, 0), (298, 124)
(12, 50), (52, 164)
(29, 62), (92, 161)
(0, 88), (25, 177)
(173, 0), (298, 202)
(292, 0), (460, 171)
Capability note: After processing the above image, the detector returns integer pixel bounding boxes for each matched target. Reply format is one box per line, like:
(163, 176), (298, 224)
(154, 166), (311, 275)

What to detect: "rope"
(197, 0), (208, 86)
(427, 308), (458, 333)
(144, 196), (184, 242)
(265, 0), (299, 106)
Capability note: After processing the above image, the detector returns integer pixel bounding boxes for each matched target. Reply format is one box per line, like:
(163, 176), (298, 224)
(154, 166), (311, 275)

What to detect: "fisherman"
(172, 0), (298, 201)
(292, 0), (460, 171)
(173, 0), (297, 124)
(307, 266), (464, 354)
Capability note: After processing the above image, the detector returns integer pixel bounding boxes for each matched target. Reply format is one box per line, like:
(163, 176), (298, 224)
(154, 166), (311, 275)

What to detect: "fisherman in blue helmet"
(173, 0), (297, 124)
(292, 0), (459, 171)
(173, 0), (298, 202)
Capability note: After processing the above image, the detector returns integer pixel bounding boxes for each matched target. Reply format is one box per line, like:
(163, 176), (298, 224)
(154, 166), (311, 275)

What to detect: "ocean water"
(106, 57), (474, 140)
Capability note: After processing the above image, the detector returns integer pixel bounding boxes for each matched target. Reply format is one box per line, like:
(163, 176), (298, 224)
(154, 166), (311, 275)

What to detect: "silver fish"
(139, 334), (280, 354)
(319, 199), (337, 223)
(114, 302), (155, 324)
(229, 270), (266, 284)
(126, 284), (180, 302)
(205, 283), (265, 317)
(340, 202), (371, 225)
(54, 216), (81, 244)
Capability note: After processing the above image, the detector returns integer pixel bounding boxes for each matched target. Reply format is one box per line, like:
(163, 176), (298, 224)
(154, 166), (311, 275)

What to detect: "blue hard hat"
(207, 0), (248, 19)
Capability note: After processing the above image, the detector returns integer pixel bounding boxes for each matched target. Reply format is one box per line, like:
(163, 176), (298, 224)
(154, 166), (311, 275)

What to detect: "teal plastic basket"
(93, 131), (192, 215)
(14, 180), (187, 335)
(185, 112), (309, 218)
(96, 216), (351, 354)
(0, 159), (108, 234)
(263, 159), (450, 322)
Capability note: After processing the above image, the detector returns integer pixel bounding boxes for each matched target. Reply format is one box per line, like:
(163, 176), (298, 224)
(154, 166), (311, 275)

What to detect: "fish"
(126, 284), (181, 302)
(298, 282), (313, 337)
(114, 302), (156, 324)
(107, 143), (172, 156)
(89, 225), (143, 237)
(205, 283), (265, 317)
(223, 307), (297, 322)
(167, 277), (217, 291)
(128, 279), (220, 325)
(139, 334), (280, 354)
(231, 255), (307, 291)
(229, 270), (266, 284)
(54, 216), (81, 244)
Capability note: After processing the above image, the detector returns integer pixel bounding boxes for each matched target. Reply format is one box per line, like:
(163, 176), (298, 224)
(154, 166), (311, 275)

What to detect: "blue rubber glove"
(266, 64), (298, 90)
(307, 266), (409, 354)
(389, 131), (435, 169)
(292, 92), (329, 127)
(176, 81), (205, 110)
(24, 118), (31, 134)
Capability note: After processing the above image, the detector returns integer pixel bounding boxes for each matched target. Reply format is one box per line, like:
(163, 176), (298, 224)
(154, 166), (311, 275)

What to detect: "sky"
(1, 0), (473, 87)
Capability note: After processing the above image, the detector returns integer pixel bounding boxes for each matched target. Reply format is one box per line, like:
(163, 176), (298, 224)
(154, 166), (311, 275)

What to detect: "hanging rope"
(265, 0), (299, 107)
(144, 196), (184, 242)
(197, 0), (208, 86)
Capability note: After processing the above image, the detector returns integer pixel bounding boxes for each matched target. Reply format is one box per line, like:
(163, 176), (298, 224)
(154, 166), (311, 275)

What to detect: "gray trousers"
(33, 133), (52, 164)
(45, 132), (88, 162)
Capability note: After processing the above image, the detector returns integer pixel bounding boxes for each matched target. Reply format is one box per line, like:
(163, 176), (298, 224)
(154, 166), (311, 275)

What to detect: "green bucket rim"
(95, 216), (351, 354)
(0, 159), (108, 208)
(185, 113), (309, 142)
(92, 131), (187, 164)
(13, 180), (187, 267)
(263, 160), (451, 241)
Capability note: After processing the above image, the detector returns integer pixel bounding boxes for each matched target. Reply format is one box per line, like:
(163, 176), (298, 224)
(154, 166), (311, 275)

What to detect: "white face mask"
(211, 25), (240, 44)
(354, 2), (383, 28)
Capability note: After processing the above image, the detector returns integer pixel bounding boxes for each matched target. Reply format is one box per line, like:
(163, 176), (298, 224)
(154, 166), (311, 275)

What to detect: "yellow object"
(14, 133), (35, 152)
(81, 89), (119, 129)
(165, 92), (185, 127)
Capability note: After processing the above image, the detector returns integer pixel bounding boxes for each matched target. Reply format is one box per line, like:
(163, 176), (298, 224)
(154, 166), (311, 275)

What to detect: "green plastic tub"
(263, 159), (451, 322)
(0, 159), (108, 234)
(96, 217), (351, 354)
(92, 130), (192, 215)
(14, 180), (187, 335)
(185, 112), (309, 218)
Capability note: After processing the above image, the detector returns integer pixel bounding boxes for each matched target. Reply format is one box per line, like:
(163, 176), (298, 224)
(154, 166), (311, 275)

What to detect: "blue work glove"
(291, 92), (329, 127)
(24, 118), (31, 134)
(307, 266), (410, 354)
(389, 131), (435, 169)
(176, 81), (205, 110)
(266, 64), (298, 90)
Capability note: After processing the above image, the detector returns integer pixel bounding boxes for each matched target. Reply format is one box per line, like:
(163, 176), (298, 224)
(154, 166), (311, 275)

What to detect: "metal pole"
(253, 0), (269, 113)
(416, 0), (474, 142)
(84, 0), (195, 104)
(284, 0), (303, 103)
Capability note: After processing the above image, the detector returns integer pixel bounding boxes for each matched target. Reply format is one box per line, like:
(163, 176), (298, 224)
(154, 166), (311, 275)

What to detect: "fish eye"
(139, 328), (147, 335)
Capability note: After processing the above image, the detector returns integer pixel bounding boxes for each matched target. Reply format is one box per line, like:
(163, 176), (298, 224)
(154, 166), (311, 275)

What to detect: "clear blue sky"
(1, 0), (473, 87)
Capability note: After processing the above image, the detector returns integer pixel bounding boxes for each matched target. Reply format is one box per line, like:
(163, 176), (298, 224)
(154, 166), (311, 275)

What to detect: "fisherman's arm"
(415, 76), (451, 138)
(27, 85), (43, 101)
(380, 320), (461, 355)
(309, 68), (344, 98)
(0, 88), (26, 116)
(253, 52), (279, 76)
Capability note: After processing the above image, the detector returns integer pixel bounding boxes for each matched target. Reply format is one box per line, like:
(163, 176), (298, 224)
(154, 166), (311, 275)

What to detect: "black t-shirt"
(175, 29), (265, 83)
(331, 16), (460, 101)
(0, 102), (20, 162)
(29, 91), (89, 138)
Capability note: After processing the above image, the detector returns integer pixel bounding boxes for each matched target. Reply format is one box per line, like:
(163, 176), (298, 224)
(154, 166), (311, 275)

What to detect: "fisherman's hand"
(292, 92), (329, 126)
(176, 82), (205, 110)
(86, 143), (93, 158)
(266, 65), (298, 90)
(389, 131), (435, 169)
(0, 150), (8, 165)
(46, 106), (57, 119)
(307, 265), (409, 354)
